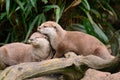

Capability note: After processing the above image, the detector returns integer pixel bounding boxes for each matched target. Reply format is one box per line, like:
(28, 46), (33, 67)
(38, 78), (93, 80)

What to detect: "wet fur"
(38, 21), (114, 60)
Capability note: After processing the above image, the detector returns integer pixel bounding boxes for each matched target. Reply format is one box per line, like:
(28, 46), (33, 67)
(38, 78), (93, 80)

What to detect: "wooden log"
(0, 52), (120, 80)
(0, 53), (83, 80)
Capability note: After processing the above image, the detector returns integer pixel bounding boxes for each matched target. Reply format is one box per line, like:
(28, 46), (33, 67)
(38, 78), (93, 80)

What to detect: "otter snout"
(28, 39), (33, 43)
(37, 27), (44, 34)
(37, 27), (41, 32)
(38, 29), (43, 34)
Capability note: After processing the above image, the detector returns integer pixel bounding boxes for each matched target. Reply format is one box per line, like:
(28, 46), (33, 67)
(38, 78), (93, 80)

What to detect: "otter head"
(37, 21), (63, 37)
(28, 32), (49, 47)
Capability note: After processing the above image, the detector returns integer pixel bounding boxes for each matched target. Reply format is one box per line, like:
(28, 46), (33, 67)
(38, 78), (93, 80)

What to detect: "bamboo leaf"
(24, 15), (40, 42)
(82, 0), (90, 11)
(111, 30), (120, 56)
(82, 10), (109, 43)
(98, 0), (117, 20)
(44, 5), (61, 22)
(44, 5), (59, 12)
(83, 18), (96, 35)
(56, 7), (60, 23)
(59, 2), (65, 20)
(37, 14), (46, 26)
(90, 9), (101, 19)
(29, 0), (37, 12)
(21, 14), (27, 32)
(67, 24), (86, 33)
(6, 0), (10, 16)
(4, 33), (11, 44)
(30, 0), (36, 8)
(24, 4), (32, 18)
(0, 12), (7, 20)
(41, 0), (48, 4)
(83, 18), (109, 44)
(105, 3), (117, 20)
(41, 14), (46, 23)
(15, 0), (25, 12)
(92, 22), (109, 44)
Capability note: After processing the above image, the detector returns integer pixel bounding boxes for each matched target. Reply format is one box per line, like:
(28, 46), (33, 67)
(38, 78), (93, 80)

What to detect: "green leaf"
(90, 9), (101, 19)
(30, 0), (36, 8)
(10, 29), (16, 42)
(37, 14), (46, 26)
(82, 0), (90, 11)
(79, 6), (87, 13)
(111, 30), (120, 56)
(83, 18), (109, 44)
(105, 3), (117, 20)
(92, 22), (109, 44)
(41, 14), (46, 23)
(44, 5), (59, 12)
(44, 5), (61, 23)
(56, 7), (60, 23)
(98, 0), (117, 20)
(67, 24), (86, 33)
(82, 10), (109, 43)
(15, 0), (25, 12)
(24, 15), (41, 42)
(24, 4), (32, 18)
(29, 0), (37, 12)
(21, 13), (27, 32)
(4, 32), (11, 44)
(59, 2), (65, 21)
(0, 12), (7, 20)
(83, 18), (95, 35)
(56, 3), (65, 23)
(41, 0), (48, 4)
(6, 0), (10, 16)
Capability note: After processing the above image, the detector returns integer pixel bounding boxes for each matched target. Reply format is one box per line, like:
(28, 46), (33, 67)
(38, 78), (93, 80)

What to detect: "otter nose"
(37, 27), (41, 30)
(28, 39), (33, 43)
(29, 39), (33, 41)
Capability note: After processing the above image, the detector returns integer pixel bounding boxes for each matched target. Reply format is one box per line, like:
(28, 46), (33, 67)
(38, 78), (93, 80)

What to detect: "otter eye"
(44, 36), (48, 39)
(53, 26), (56, 29)
(44, 26), (47, 28)
(29, 38), (33, 41)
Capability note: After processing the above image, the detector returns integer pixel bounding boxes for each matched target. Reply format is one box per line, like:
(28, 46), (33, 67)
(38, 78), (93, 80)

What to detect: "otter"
(0, 32), (52, 69)
(28, 32), (53, 60)
(37, 21), (114, 60)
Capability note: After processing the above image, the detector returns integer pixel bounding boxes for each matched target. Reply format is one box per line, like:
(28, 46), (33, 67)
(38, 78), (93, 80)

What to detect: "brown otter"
(0, 32), (52, 69)
(37, 21), (114, 60)
(28, 32), (53, 60)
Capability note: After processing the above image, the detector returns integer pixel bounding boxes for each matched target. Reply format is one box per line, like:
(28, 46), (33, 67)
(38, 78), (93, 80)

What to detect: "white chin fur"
(40, 28), (56, 35)
(40, 29), (45, 33)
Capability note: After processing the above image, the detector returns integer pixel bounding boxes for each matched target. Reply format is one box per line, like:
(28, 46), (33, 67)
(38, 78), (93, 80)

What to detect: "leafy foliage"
(0, 0), (119, 54)
(0, 0), (47, 43)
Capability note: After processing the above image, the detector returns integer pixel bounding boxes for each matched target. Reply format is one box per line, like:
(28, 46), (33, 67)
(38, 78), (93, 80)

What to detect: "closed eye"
(44, 36), (48, 39)
(44, 26), (47, 28)
(35, 37), (40, 39)
(53, 26), (56, 28)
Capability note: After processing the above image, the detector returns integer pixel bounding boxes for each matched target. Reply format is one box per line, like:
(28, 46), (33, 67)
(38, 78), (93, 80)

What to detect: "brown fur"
(38, 21), (114, 60)
(0, 32), (52, 68)
(28, 32), (53, 60)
